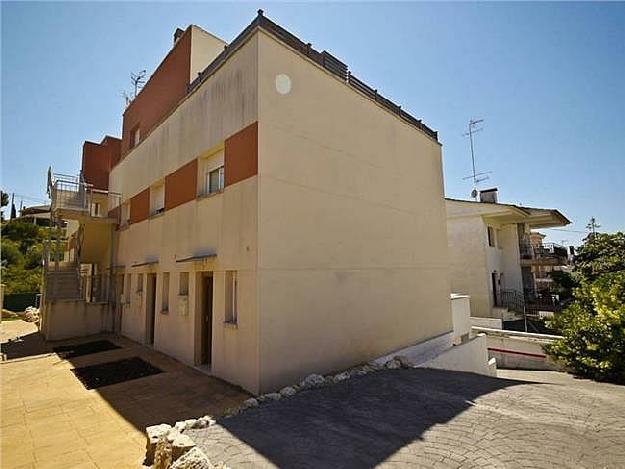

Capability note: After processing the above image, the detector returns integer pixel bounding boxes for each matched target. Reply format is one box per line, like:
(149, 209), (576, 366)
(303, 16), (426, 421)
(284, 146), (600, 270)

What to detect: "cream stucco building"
(42, 12), (457, 394)
(446, 189), (570, 320)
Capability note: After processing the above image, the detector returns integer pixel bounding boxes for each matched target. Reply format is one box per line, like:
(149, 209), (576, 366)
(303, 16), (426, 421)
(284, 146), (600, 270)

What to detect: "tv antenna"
(130, 70), (147, 98)
(586, 217), (601, 236)
(462, 118), (491, 199)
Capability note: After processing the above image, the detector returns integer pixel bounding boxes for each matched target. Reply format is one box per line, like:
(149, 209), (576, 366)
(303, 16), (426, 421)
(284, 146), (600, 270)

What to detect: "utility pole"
(462, 118), (490, 200)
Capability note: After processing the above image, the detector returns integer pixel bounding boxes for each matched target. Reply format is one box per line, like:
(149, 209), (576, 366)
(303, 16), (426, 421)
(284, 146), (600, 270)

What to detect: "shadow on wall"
(193, 368), (537, 468)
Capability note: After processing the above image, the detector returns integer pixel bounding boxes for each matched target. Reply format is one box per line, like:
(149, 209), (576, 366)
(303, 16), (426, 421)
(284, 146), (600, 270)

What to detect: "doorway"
(198, 273), (213, 366)
(146, 273), (157, 345)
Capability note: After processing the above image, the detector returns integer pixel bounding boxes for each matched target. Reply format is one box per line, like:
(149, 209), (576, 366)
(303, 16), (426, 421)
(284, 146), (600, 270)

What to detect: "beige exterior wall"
(189, 26), (227, 83)
(446, 200), (524, 318)
(255, 31), (452, 392)
(109, 36), (260, 393)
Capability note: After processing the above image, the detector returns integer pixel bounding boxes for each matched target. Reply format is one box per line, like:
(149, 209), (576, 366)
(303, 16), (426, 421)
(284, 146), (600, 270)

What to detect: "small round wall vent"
(275, 74), (291, 95)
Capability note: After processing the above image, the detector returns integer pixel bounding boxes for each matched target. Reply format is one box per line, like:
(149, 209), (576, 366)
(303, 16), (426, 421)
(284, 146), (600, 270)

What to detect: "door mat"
(53, 340), (121, 358)
(72, 356), (163, 389)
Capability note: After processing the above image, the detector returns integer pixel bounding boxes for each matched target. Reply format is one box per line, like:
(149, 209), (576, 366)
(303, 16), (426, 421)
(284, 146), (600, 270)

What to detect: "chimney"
(173, 28), (185, 45)
(479, 188), (498, 204)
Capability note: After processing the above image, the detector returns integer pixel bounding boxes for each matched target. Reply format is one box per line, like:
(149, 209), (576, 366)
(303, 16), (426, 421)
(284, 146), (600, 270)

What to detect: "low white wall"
(473, 326), (563, 371)
(42, 300), (112, 341)
(419, 334), (496, 376)
(373, 331), (453, 367)
(471, 316), (503, 329)
(451, 294), (471, 344)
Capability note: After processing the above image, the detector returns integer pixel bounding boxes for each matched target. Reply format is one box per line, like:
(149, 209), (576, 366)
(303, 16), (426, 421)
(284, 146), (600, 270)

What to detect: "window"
(136, 273), (144, 293)
(225, 271), (238, 324)
(487, 226), (496, 247)
(90, 202), (101, 217)
(178, 272), (189, 296)
(205, 166), (224, 194)
(199, 151), (225, 196)
(130, 126), (141, 149)
(121, 202), (130, 226)
(150, 182), (165, 215)
(162, 272), (170, 312)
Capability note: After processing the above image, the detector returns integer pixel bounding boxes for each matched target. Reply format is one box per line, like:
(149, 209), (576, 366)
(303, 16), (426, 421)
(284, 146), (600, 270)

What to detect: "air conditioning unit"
(178, 295), (189, 316)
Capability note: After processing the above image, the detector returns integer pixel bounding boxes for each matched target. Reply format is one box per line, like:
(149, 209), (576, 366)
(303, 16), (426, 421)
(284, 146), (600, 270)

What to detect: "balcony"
(519, 242), (569, 266)
(48, 170), (120, 223)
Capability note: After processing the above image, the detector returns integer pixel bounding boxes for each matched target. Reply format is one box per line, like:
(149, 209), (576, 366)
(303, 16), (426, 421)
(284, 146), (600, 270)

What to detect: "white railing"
(47, 169), (120, 219)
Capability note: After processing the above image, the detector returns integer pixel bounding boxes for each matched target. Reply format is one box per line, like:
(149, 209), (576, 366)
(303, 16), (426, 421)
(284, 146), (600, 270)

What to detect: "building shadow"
(193, 368), (537, 468)
(0, 327), (52, 360)
(1, 323), (248, 432)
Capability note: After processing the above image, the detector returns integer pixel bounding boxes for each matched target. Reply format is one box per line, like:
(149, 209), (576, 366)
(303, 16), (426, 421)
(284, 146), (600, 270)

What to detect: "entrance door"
(146, 273), (157, 345)
(200, 274), (213, 365)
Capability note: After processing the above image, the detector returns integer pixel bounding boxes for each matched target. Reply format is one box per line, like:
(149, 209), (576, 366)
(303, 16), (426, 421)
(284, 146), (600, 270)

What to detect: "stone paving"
(187, 367), (625, 469)
(0, 320), (248, 469)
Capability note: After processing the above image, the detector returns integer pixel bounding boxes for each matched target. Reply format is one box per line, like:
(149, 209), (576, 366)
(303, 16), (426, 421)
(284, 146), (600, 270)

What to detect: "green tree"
(547, 232), (625, 384)
(574, 232), (625, 281)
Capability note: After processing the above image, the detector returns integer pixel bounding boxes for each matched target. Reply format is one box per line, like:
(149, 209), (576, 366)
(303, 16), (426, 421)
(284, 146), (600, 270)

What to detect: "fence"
(3, 293), (40, 312)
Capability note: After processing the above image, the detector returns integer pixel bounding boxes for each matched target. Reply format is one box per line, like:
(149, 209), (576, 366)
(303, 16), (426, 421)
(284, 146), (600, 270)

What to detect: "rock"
(333, 371), (350, 382)
(242, 397), (259, 408)
(395, 355), (416, 368)
(171, 432), (196, 461)
(222, 407), (240, 418)
(367, 361), (383, 370)
(192, 416), (215, 429)
(171, 447), (213, 469)
(385, 358), (401, 370)
(361, 365), (377, 374)
(263, 392), (281, 401)
(279, 386), (297, 397)
(174, 421), (187, 433)
(146, 424), (172, 464)
(300, 373), (326, 389)
(153, 435), (173, 469)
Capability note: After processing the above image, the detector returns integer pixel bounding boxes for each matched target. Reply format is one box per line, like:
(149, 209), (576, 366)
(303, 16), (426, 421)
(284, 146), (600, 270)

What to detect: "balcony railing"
(48, 169), (120, 220)
(520, 242), (569, 263)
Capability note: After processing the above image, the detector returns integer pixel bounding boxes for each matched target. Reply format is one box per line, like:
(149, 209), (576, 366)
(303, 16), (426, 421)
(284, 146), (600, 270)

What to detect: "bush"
(546, 232), (625, 384)
(1, 239), (23, 266)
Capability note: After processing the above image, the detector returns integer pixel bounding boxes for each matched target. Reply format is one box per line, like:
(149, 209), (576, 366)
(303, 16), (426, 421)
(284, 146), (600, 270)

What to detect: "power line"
(541, 227), (587, 234)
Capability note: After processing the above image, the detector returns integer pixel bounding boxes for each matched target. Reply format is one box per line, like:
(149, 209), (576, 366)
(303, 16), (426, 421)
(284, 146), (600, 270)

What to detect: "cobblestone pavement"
(188, 367), (625, 469)
(1, 320), (248, 469)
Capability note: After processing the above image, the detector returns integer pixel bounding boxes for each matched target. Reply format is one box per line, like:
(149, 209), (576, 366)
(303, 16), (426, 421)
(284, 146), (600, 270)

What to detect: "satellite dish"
(471, 188), (478, 199)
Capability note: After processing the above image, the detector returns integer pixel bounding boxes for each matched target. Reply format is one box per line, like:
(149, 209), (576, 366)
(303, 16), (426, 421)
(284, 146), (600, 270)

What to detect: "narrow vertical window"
(125, 274), (131, 303)
(162, 272), (170, 312)
(137, 273), (144, 293)
(225, 271), (238, 324)
(487, 226), (495, 247)
(179, 272), (189, 296)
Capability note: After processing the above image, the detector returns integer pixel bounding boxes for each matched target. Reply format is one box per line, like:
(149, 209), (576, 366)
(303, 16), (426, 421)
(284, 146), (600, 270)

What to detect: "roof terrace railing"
(187, 10), (438, 142)
(48, 169), (121, 220)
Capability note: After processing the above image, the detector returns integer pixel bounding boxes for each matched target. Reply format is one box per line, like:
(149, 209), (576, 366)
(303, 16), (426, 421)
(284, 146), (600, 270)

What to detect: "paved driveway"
(1, 320), (248, 469)
(188, 368), (625, 468)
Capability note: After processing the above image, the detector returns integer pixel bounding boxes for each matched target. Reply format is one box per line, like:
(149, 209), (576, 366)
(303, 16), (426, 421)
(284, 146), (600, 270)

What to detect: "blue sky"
(2, 2), (624, 245)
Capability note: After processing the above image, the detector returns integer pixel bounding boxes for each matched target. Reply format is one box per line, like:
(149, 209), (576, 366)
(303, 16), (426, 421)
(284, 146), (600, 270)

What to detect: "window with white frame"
(199, 151), (225, 196)
(121, 202), (130, 226)
(225, 270), (238, 324)
(162, 272), (170, 312)
(150, 182), (165, 215)
(178, 272), (189, 296)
